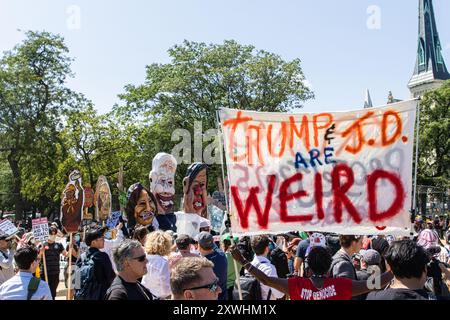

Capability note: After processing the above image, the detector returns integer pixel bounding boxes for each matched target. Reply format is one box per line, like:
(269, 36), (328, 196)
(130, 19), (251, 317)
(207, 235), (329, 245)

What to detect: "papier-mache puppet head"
(182, 162), (208, 218)
(149, 153), (177, 214)
(125, 182), (158, 228)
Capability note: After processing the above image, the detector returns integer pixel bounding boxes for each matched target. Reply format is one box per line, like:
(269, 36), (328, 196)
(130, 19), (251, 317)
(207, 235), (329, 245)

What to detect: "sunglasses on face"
(184, 278), (219, 293)
(130, 254), (147, 262)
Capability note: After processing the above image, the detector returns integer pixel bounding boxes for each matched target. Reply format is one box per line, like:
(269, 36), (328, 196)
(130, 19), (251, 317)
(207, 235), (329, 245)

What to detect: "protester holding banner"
(230, 243), (394, 300)
(0, 233), (15, 285)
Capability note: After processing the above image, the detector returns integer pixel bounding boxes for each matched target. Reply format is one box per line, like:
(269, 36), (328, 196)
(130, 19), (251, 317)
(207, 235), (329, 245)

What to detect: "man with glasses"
(105, 239), (153, 300)
(0, 246), (52, 300)
(0, 233), (15, 286)
(170, 257), (221, 300)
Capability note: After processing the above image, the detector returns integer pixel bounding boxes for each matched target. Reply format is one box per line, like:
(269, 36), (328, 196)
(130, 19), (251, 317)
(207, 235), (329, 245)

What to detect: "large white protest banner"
(0, 219), (19, 237)
(219, 100), (417, 235)
(32, 218), (50, 242)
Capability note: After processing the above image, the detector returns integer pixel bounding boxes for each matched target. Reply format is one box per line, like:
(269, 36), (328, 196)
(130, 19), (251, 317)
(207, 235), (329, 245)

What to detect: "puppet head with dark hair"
(125, 182), (158, 229)
(182, 162), (208, 218)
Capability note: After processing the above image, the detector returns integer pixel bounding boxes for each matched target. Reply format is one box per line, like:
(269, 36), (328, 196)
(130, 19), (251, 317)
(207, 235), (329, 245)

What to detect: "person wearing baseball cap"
(167, 234), (199, 270)
(74, 226), (115, 300)
(0, 232), (15, 285)
(356, 249), (381, 281)
(197, 232), (227, 300)
(303, 233), (327, 277)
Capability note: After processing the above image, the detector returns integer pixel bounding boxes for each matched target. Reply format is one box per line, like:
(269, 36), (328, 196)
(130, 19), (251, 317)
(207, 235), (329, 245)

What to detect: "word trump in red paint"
(230, 164), (405, 230)
(223, 110), (410, 165)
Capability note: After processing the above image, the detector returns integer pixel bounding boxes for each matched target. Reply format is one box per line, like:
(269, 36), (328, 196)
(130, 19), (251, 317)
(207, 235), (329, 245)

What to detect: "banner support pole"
(215, 108), (243, 301)
(411, 97), (422, 237)
(67, 232), (73, 300)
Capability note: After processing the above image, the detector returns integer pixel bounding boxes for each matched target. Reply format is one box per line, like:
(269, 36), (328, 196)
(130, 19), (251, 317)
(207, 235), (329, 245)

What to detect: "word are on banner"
(219, 100), (417, 236)
(0, 219), (19, 237)
(32, 218), (50, 242)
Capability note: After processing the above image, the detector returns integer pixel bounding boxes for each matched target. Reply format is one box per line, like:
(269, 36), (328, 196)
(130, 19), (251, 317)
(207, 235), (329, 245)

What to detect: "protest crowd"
(0, 151), (449, 301)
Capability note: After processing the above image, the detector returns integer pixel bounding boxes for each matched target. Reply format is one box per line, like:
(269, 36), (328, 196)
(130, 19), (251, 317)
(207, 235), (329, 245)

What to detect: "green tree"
(0, 31), (80, 220)
(116, 40), (314, 194)
(62, 104), (139, 188)
(418, 80), (450, 189)
(0, 159), (14, 212)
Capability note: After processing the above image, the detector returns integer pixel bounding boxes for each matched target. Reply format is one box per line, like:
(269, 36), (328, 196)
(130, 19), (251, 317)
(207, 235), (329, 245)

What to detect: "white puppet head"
(149, 153), (177, 213)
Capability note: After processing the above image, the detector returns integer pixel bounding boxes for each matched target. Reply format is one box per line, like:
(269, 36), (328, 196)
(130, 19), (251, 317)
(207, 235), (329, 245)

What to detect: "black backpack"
(232, 262), (272, 300)
(269, 247), (289, 278)
(74, 251), (103, 300)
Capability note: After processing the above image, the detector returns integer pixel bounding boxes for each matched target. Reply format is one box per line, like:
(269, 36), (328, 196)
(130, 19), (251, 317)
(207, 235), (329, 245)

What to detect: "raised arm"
(351, 271), (394, 296)
(230, 246), (289, 295)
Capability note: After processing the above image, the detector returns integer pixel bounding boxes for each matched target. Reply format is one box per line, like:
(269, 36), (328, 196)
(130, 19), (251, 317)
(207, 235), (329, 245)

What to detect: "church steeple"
(408, 0), (450, 98)
(364, 89), (373, 108)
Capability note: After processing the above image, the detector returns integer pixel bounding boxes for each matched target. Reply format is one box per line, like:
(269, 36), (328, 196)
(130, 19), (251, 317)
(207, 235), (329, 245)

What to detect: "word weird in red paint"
(231, 164), (405, 230)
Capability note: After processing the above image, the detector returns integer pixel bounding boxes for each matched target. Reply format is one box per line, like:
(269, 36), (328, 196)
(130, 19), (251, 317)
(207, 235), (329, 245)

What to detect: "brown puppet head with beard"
(149, 153), (177, 214)
(182, 162), (208, 218)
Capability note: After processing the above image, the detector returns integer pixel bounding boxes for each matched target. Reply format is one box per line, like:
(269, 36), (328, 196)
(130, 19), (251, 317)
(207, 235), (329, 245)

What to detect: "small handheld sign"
(0, 219), (19, 237)
(32, 218), (50, 242)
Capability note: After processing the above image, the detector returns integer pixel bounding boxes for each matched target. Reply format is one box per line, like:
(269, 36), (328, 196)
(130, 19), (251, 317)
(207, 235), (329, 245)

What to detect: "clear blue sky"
(1, 0), (449, 114)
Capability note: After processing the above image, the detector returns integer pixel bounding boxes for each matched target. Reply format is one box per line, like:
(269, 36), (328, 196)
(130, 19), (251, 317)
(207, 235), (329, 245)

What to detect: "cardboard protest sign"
(219, 100), (417, 235)
(32, 218), (49, 242)
(106, 211), (122, 229)
(61, 170), (84, 233)
(95, 176), (112, 221)
(84, 185), (94, 208)
(0, 219), (19, 237)
(208, 205), (225, 233)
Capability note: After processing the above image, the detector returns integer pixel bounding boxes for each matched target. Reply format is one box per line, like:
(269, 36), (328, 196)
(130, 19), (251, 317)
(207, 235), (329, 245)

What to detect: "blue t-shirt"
(295, 239), (310, 260)
(205, 248), (228, 300)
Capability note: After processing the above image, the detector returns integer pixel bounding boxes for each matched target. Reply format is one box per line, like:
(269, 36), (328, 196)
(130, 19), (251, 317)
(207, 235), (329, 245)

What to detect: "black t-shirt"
(105, 276), (154, 300)
(366, 288), (432, 300)
(156, 213), (177, 232)
(42, 242), (64, 275)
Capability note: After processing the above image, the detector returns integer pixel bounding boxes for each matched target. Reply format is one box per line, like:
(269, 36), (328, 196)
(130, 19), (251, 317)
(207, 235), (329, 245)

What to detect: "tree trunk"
(7, 151), (24, 222)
